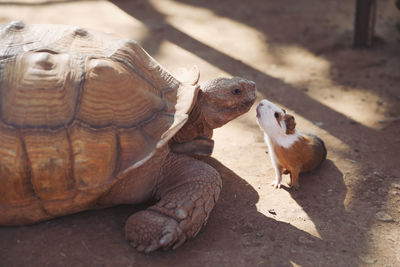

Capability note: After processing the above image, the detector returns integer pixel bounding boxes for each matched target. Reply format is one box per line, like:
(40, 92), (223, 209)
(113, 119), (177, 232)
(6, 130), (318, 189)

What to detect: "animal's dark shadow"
(0, 157), (354, 267)
(285, 160), (354, 247)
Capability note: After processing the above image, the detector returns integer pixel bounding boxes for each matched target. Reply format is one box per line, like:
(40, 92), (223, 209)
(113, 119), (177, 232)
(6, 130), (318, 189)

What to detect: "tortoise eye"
(232, 88), (241, 95)
(274, 112), (279, 119)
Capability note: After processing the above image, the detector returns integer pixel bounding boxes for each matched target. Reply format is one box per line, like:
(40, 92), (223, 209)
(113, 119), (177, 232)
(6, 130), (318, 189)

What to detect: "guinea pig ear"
(284, 114), (296, 135)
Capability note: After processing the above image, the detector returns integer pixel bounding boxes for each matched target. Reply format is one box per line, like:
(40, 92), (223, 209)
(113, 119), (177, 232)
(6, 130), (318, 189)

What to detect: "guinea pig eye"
(232, 88), (241, 95)
(274, 112), (280, 119)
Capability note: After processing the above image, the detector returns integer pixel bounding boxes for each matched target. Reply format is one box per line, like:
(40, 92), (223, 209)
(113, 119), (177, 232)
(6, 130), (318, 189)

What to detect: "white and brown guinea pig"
(256, 99), (327, 190)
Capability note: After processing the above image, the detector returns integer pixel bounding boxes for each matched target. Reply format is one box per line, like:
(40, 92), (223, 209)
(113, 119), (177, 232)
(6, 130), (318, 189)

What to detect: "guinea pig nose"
(240, 80), (255, 88)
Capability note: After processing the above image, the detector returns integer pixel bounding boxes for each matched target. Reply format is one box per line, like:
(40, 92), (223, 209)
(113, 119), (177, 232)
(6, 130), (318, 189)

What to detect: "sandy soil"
(0, 0), (399, 266)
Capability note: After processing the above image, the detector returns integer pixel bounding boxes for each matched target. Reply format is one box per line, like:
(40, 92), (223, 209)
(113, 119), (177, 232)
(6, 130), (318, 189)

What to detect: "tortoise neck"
(172, 100), (213, 143)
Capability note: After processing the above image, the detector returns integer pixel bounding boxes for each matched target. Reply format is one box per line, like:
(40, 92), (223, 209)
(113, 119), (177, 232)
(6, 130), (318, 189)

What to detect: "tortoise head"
(198, 77), (257, 129)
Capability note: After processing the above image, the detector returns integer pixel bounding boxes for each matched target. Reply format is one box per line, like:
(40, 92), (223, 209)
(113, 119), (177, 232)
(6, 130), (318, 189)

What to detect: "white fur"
(256, 99), (301, 188)
(256, 99), (300, 148)
(264, 133), (282, 188)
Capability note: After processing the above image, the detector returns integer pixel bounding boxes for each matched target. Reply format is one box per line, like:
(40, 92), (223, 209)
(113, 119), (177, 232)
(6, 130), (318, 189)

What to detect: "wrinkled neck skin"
(172, 95), (213, 144)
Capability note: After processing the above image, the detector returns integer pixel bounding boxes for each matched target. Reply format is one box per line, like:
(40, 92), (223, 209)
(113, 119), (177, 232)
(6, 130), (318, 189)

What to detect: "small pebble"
(298, 236), (313, 244)
(375, 211), (394, 222)
(378, 188), (387, 195)
(392, 183), (400, 190)
(256, 231), (264, 237)
(359, 255), (377, 264)
(268, 209), (277, 215)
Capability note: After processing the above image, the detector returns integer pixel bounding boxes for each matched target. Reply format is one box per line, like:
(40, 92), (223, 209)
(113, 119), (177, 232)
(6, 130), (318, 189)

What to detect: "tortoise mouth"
(229, 99), (256, 112)
(218, 100), (255, 117)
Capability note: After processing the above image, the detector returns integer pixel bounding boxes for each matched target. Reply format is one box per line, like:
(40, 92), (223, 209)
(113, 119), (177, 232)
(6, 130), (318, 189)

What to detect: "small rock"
(373, 171), (385, 178)
(241, 239), (252, 247)
(378, 188), (387, 195)
(346, 158), (356, 163)
(256, 231), (264, 237)
(363, 191), (372, 198)
(314, 121), (324, 127)
(358, 255), (377, 264)
(375, 211), (394, 222)
(392, 183), (400, 190)
(291, 249), (297, 254)
(268, 209), (277, 215)
(298, 236), (313, 244)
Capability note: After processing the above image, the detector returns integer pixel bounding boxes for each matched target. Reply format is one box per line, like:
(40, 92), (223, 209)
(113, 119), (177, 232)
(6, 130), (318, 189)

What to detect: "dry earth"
(0, 0), (399, 266)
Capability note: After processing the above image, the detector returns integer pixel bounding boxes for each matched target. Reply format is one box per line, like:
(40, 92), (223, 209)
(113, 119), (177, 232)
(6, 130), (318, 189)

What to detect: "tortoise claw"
(125, 210), (182, 253)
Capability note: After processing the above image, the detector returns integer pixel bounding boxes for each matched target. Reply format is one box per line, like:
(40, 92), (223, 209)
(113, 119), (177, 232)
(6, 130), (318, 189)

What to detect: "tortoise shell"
(0, 21), (199, 222)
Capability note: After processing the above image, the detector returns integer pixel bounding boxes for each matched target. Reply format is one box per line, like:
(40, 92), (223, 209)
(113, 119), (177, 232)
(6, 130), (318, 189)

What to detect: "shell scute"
(69, 124), (117, 191)
(0, 126), (34, 206)
(77, 57), (165, 127)
(0, 51), (83, 128)
(118, 127), (155, 172)
(111, 40), (180, 91)
(22, 129), (75, 201)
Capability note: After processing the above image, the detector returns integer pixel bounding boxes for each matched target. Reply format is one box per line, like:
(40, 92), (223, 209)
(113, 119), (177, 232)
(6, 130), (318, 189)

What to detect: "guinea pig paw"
(288, 183), (300, 191)
(272, 181), (281, 189)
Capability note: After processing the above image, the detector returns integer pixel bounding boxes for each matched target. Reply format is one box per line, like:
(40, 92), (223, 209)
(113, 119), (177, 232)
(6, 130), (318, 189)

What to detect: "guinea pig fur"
(256, 99), (327, 190)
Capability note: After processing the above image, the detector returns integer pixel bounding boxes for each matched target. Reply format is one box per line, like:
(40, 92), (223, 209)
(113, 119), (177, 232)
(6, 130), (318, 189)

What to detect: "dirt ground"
(1, 0), (400, 266)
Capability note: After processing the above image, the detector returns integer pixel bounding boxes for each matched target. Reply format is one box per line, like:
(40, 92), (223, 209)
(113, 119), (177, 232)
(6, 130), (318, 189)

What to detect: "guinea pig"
(256, 99), (327, 190)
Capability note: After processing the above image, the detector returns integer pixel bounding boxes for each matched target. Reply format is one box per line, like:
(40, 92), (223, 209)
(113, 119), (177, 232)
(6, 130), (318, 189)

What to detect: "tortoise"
(0, 21), (257, 253)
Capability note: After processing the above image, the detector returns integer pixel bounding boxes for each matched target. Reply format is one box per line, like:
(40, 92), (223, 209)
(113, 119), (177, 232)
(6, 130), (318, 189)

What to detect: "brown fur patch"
(284, 114), (296, 135)
(271, 134), (327, 189)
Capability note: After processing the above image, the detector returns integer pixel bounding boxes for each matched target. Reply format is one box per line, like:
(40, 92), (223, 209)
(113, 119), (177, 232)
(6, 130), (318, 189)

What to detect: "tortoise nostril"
(248, 81), (256, 88)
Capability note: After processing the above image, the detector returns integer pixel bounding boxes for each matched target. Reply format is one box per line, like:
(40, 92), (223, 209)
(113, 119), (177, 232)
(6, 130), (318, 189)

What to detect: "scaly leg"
(125, 154), (221, 253)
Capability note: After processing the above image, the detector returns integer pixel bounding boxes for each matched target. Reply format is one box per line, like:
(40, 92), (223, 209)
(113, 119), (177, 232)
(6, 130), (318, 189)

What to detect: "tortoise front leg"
(125, 154), (221, 253)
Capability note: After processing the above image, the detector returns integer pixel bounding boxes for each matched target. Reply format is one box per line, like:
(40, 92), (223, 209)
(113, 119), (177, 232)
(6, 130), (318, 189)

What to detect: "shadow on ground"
(1, 157), (346, 267)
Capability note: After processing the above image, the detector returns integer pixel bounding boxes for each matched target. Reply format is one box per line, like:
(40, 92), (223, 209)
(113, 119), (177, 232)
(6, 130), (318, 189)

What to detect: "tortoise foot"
(125, 210), (184, 253)
(126, 155), (222, 253)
